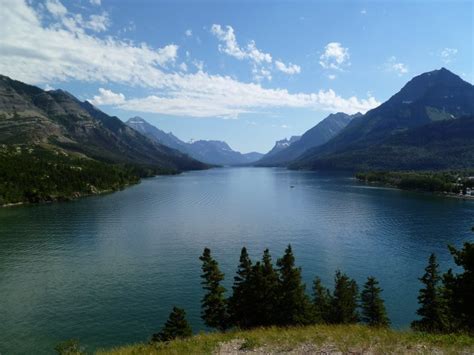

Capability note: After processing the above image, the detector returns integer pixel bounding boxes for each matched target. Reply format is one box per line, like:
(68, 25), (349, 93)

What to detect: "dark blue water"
(0, 168), (473, 354)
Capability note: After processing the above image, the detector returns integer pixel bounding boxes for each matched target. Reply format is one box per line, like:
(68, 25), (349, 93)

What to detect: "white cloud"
(45, 0), (67, 17)
(192, 60), (204, 72)
(211, 24), (300, 81)
(360, 9), (367, 15)
(319, 42), (350, 70)
(328, 74), (336, 80)
(0, 0), (177, 84)
(44, 0), (110, 33)
(44, 84), (55, 91)
(112, 75), (380, 118)
(89, 88), (125, 105)
(90, 0), (101, 5)
(440, 48), (458, 63)
(385, 56), (408, 76)
(252, 66), (272, 82)
(85, 13), (110, 32)
(1, 1), (380, 118)
(275, 60), (301, 75)
(185, 29), (192, 37)
(179, 62), (188, 72)
(211, 24), (272, 64)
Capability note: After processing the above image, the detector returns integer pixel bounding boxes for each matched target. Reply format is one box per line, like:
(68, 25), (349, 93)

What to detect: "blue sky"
(1, 0), (472, 153)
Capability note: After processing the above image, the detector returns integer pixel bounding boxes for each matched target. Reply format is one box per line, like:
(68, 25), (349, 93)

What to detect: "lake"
(0, 167), (473, 354)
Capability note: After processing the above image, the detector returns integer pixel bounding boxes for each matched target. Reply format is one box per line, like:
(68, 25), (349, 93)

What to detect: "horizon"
(1, 0), (472, 153)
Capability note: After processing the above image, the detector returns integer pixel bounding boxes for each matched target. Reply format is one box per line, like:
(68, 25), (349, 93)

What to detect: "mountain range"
(256, 112), (359, 166)
(126, 116), (263, 166)
(256, 68), (474, 171)
(0, 75), (207, 172)
(1, 67), (472, 177)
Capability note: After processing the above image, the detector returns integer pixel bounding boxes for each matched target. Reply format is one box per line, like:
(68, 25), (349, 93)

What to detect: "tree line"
(0, 145), (170, 205)
(356, 171), (474, 195)
(151, 241), (473, 343)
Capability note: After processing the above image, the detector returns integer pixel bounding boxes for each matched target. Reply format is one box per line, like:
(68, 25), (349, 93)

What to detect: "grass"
(97, 325), (474, 354)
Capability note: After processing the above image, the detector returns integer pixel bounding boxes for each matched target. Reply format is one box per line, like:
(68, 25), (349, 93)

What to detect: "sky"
(0, 0), (472, 153)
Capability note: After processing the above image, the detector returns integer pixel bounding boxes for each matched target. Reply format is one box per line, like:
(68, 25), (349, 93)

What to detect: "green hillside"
(0, 145), (168, 206)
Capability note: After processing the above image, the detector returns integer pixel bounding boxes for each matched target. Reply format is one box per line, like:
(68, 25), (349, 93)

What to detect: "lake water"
(0, 167), (473, 354)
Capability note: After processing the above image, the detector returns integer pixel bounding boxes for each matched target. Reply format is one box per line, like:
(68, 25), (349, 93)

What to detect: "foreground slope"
(0, 75), (206, 172)
(99, 325), (474, 354)
(292, 68), (474, 171)
(256, 112), (357, 167)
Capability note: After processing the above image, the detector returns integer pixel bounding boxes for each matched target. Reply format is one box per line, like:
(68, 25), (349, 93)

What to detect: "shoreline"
(0, 184), (136, 209)
(357, 179), (474, 201)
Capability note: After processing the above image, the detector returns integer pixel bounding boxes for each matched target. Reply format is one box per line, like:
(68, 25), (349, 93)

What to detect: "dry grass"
(97, 325), (474, 354)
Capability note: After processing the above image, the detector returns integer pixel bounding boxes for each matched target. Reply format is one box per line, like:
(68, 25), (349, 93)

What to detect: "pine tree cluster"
(151, 241), (473, 343)
(412, 242), (474, 333)
(199, 245), (390, 330)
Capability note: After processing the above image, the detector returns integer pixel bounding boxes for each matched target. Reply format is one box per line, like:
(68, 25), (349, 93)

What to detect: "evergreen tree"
(241, 249), (280, 328)
(276, 245), (312, 325)
(312, 277), (332, 323)
(199, 248), (228, 330)
(411, 253), (447, 332)
(152, 307), (192, 342)
(443, 242), (474, 331)
(360, 277), (390, 327)
(331, 270), (359, 324)
(228, 247), (253, 328)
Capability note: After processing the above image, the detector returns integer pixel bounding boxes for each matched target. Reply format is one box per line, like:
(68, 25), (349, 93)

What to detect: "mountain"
(0, 75), (207, 172)
(291, 68), (474, 171)
(256, 112), (357, 166)
(125, 116), (188, 153)
(242, 151), (265, 163)
(187, 140), (263, 165)
(259, 136), (301, 162)
(126, 117), (263, 166)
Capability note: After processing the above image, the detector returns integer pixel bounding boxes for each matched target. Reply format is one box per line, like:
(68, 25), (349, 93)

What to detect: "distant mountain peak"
(125, 118), (261, 165)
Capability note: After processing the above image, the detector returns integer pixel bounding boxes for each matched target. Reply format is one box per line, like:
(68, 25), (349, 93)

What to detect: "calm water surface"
(0, 167), (473, 354)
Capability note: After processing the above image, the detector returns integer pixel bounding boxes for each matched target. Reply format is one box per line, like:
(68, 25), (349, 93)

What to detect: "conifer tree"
(312, 277), (332, 323)
(258, 249), (280, 326)
(331, 270), (359, 324)
(228, 247), (253, 328)
(443, 242), (474, 331)
(360, 277), (390, 327)
(411, 253), (447, 332)
(199, 248), (228, 330)
(276, 245), (312, 325)
(152, 307), (192, 342)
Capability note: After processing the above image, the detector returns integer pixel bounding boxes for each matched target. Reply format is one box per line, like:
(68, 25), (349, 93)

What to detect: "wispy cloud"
(319, 42), (350, 70)
(45, 0), (110, 33)
(211, 24), (272, 64)
(45, 0), (67, 17)
(210, 24), (301, 80)
(275, 61), (301, 75)
(384, 56), (408, 76)
(92, 83), (380, 118)
(440, 48), (458, 63)
(1, 1), (380, 118)
(90, 88), (125, 105)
